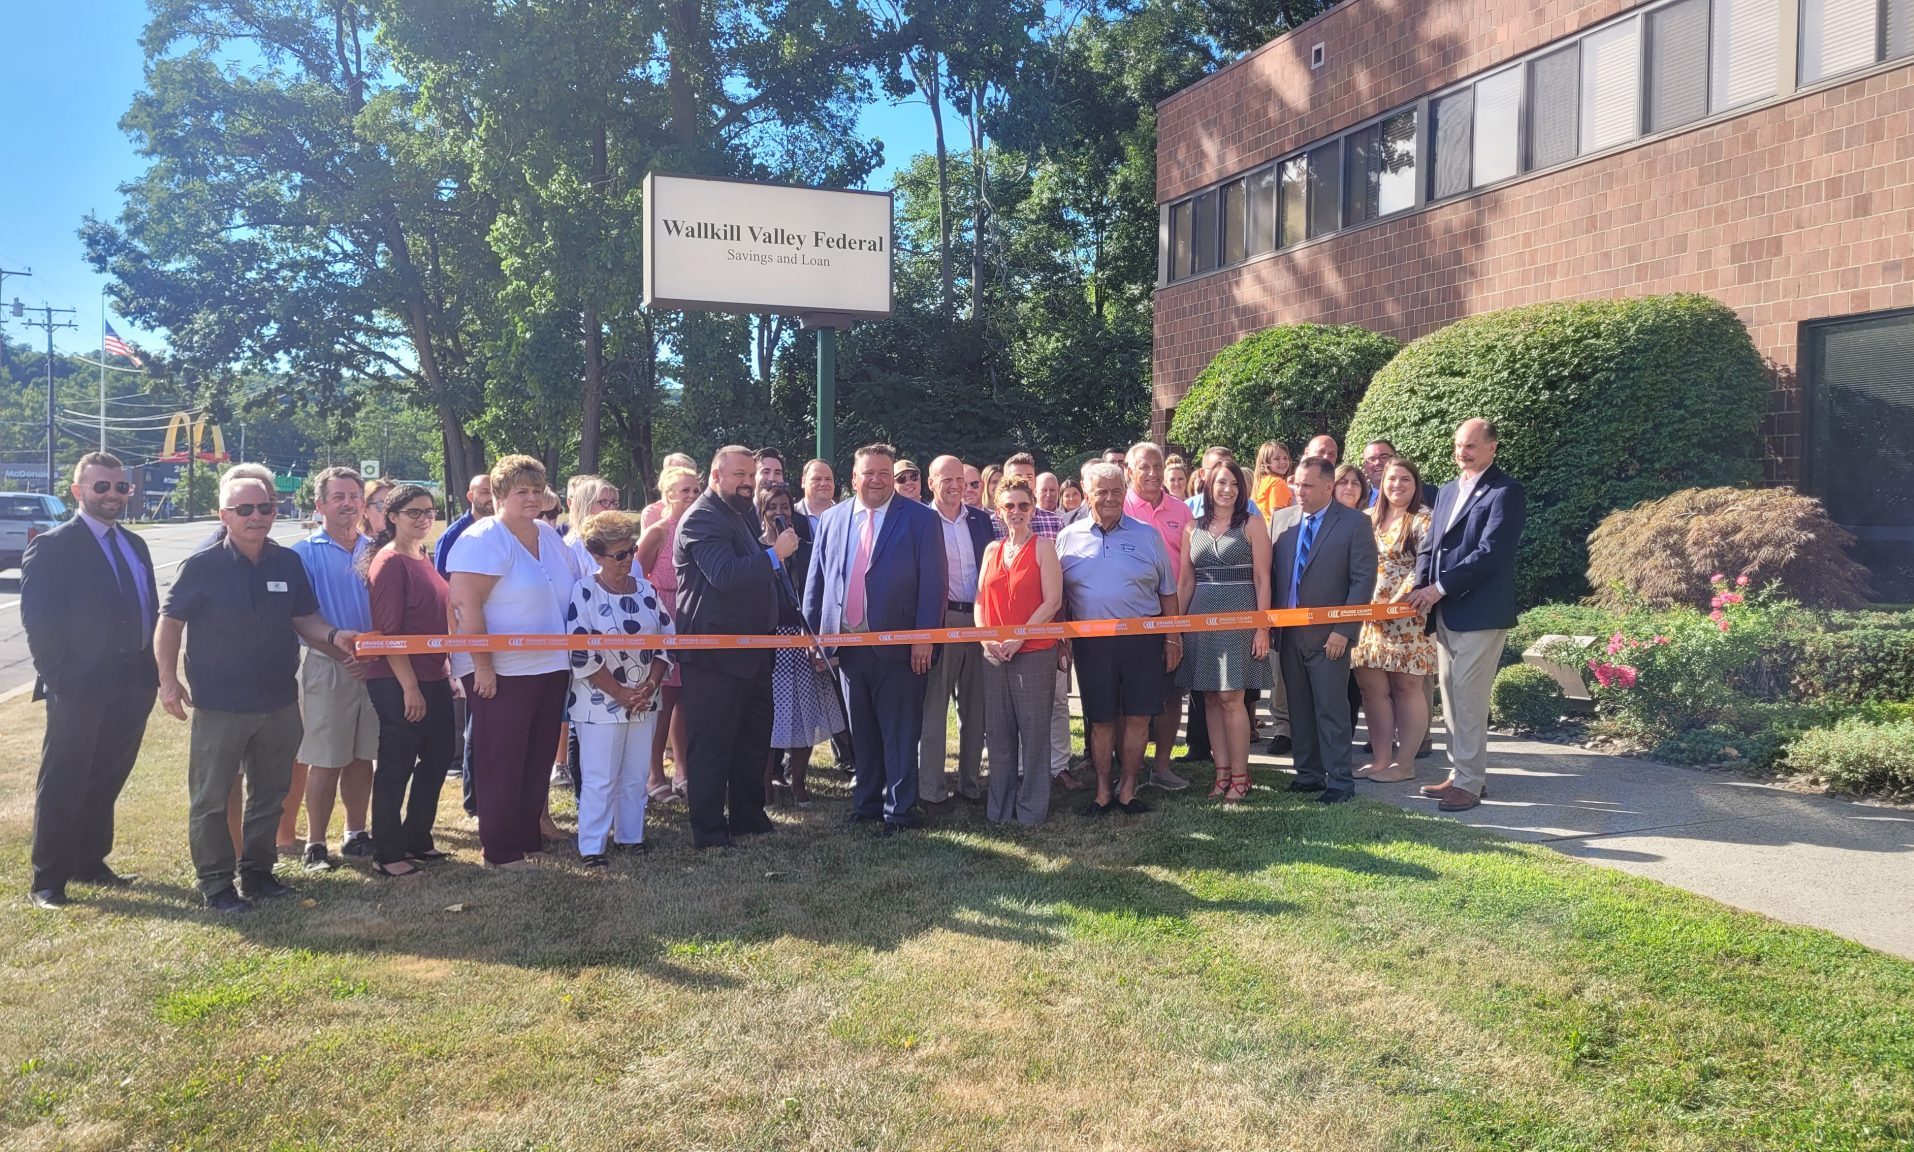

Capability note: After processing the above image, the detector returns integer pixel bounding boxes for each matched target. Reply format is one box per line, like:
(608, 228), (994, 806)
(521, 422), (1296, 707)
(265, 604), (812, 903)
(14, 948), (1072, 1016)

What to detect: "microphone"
(773, 514), (788, 533)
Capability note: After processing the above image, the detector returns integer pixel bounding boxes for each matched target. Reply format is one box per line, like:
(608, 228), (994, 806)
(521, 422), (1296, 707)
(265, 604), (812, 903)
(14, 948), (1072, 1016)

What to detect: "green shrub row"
(1784, 718), (1914, 795)
(1790, 629), (1914, 706)
(1490, 665), (1565, 734)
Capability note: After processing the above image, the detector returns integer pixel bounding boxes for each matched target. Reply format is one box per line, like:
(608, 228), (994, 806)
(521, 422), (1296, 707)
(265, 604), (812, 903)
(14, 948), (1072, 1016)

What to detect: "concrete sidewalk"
(1242, 724), (1914, 959)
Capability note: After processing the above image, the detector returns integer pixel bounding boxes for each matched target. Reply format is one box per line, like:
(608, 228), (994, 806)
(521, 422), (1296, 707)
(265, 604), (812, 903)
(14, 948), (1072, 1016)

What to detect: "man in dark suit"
(674, 445), (799, 848)
(1270, 457), (1378, 804)
(919, 454), (995, 805)
(805, 442), (946, 834)
(21, 451), (160, 909)
(1408, 419), (1527, 812)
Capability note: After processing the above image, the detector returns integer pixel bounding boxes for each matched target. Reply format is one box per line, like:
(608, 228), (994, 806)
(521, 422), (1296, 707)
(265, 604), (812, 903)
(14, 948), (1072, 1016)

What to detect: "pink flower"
(1736, 575), (1750, 587)
(1614, 666), (1638, 689)
(1711, 572), (1726, 584)
(1710, 595), (1725, 609)
(1724, 593), (1743, 605)
(1717, 619), (1731, 632)
(1653, 635), (1669, 645)
(1709, 609), (1724, 622)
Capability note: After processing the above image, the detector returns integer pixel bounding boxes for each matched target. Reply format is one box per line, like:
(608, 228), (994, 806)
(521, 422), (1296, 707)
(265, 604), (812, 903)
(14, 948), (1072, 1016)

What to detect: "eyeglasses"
(895, 472), (920, 482)
(367, 498), (387, 511)
(965, 480), (981, 490)
(395, 507), (436, 521)
(594, 546), (637, 562)
(223, 503), (277, 518)
(89, 480), (134, 495)
(1001, 501), (1033, 513)
(537, 509), (561, 521)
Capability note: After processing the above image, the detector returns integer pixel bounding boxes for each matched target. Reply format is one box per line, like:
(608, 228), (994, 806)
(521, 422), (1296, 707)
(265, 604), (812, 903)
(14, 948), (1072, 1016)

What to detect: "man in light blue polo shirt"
(288, 466), (378, 871)
(1056, 462), (1181, 817)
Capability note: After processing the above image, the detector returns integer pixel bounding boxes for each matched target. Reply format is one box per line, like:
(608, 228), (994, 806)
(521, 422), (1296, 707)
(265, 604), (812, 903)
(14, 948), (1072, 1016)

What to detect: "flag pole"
(98, 294), (107, 452)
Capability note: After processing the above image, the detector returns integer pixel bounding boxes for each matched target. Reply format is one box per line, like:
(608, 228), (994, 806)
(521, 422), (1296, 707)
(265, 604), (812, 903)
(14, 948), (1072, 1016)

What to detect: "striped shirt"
(290, 527), (374, 636)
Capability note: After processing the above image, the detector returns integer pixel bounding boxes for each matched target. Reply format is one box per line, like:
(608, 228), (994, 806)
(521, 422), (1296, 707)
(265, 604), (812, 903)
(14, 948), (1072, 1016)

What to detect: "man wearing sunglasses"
(157, 471), (360, 913)
(21, 452), (159, 910)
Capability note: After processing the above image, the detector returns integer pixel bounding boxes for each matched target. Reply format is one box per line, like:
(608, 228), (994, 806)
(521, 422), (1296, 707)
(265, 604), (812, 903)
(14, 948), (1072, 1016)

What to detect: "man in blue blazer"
(1408, 419), (1527, 812)
(919, 455), (997, 805)
(805, 443), (948, 834)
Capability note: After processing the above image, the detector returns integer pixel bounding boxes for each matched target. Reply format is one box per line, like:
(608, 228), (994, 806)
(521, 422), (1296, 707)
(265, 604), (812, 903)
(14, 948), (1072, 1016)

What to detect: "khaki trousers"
(1436, 621), (1508, 796)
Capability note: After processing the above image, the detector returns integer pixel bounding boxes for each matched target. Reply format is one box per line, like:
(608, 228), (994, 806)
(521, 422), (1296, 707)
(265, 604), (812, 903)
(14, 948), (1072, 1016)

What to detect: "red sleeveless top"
(979, 536), (1055, 652)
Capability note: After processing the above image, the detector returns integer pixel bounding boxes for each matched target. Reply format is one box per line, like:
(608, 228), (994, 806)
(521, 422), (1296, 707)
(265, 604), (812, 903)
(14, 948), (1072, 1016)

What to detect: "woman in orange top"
(1250, 440), (1294, 523)
(976, 478), (1064, 826)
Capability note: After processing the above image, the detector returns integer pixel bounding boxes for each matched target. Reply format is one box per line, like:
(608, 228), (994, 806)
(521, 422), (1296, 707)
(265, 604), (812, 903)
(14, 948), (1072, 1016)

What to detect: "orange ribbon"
(353, 603), (1419, 655)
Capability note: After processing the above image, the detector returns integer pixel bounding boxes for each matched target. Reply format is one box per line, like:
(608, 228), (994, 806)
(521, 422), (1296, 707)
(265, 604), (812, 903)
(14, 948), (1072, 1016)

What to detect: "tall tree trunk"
(969, 91), (986, 336)
(926, 58), (953, 322)
(580, 123), (610, 473)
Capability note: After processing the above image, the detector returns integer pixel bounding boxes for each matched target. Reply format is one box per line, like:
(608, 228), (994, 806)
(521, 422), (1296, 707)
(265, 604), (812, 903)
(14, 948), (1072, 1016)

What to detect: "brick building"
(1153, 0), (1914, 580)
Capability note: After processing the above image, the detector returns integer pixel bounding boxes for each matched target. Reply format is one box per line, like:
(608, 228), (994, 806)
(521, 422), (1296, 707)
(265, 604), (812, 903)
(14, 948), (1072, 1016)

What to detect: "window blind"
(1892, 0), (1914, 59)
(1307, 140), (1342, 238)
(1377, 110), (1418, 215)
(1474, 68), (1523, 184)
(1222, 179), (1248, 264)
(1192, 189), (1218, 272)
(1646, 0), (1711, 132)
(1528, 45), (1581, 170)
(1581, 18), (1642, 152)
(1713, 0), (1779, 110)
(1248, 166), (1277, 255)
(1279, 157), (1307, 248)
(1430, 87), (1474, 200)
(1169, 201), (1191, 280)
(1801, 0), (1879, 83)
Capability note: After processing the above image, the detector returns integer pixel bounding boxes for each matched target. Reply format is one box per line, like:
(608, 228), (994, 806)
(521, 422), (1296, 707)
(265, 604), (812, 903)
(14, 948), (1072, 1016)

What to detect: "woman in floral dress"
(1352, 456), (1438, 783)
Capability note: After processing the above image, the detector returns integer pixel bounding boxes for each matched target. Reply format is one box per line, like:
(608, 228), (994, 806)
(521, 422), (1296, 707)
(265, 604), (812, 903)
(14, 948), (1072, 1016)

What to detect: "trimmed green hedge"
(1345, 296), (1768, 606)
(1791, 629), (1914, 707)
(1169, 324), (1401, 456)
(1490, 664), (1564, 733)
(1784, 717), (1914, 794)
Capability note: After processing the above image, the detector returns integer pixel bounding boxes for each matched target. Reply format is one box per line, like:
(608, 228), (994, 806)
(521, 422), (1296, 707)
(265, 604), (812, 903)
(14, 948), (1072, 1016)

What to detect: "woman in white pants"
(564, 511), (674, 866)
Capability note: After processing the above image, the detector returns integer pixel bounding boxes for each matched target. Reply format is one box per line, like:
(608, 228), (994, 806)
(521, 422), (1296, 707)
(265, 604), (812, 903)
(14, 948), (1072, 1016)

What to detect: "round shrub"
(1169, 323), (1400, 456)
(1345, 295), (1767, 606)
(1490, 664), (1564, 733)
(1586, 487), (1871, 610)
(1784, 717), (1914, 795)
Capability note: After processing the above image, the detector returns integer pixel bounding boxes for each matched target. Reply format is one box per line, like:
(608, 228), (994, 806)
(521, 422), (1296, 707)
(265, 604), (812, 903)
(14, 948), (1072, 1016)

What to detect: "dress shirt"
(935, 503), (979, 601)
(1123, 488), (1191, 577)
(1289, 507), (1325, 608)
(1445, 470), (1484, 535)
(291, 527), (374, 636)
(78, 510), (151, 625)
(850, 497), (893, 569)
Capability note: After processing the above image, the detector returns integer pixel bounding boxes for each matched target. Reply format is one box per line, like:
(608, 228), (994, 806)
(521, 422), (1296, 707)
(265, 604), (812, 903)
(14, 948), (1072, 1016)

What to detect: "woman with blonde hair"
(361, 475), (397, 540)
(636, 462), (700, 800)
(564, 474), (620, 573)
(980, 463), (1003, 511)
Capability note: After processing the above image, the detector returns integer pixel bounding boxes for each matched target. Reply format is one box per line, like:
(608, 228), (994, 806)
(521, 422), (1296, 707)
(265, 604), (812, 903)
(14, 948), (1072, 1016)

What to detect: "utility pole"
(0, 267), (30, 372)
(20, 303), (77, 495)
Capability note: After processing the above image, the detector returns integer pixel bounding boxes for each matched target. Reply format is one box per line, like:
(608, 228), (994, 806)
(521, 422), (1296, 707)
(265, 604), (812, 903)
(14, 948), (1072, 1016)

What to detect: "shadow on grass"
(78, 761), (1519, 979)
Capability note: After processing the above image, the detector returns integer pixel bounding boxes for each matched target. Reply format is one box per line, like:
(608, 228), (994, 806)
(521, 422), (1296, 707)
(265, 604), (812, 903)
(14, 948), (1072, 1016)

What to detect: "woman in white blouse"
(446, 455), (578, 870)
(565, 511), (674, 865)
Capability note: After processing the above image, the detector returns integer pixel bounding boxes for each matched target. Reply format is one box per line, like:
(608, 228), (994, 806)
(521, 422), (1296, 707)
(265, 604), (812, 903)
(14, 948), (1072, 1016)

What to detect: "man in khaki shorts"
(290, 467), (379, 870)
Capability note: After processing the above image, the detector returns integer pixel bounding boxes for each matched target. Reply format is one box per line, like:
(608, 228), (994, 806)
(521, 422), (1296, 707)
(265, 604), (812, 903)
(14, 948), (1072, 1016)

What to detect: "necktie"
(104, 526), (146, 646)
(1289, 512), (1319, 609)
(845, 509), (875, 629)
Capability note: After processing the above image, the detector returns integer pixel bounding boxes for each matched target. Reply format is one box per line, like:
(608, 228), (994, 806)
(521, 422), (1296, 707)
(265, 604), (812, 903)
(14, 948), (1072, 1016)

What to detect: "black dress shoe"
(1417, 738), (1435, 759)
(845, 811), (882, 826)
(1316, 788), (1354, 805)
(76, 866), (136, 888)
(887, 811), (926, 830)
(205, 888), (253, 915)
(1117, 797), (1153, 815)
(340, 832), (375, 858)
(1286, 779), (1325, 793)
(1079, 799), (1114, 817)
(236, 874), (293, 901)
(1264, 735), (1293, 755)
(29, 888), (68, 910)
(612, 840), (651, 855)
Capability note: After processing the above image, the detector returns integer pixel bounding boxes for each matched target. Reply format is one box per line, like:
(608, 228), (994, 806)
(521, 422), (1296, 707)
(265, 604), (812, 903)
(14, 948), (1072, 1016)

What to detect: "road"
(0, 518), (309, 698)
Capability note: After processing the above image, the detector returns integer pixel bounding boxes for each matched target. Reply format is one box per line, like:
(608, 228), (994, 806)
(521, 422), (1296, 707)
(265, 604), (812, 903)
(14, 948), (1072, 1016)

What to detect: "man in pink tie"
(803, 443), (947, 835)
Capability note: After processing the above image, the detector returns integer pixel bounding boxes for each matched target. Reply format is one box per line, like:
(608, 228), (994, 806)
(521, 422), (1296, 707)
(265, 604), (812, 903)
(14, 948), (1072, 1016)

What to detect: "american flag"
(103, 320), (144, 368)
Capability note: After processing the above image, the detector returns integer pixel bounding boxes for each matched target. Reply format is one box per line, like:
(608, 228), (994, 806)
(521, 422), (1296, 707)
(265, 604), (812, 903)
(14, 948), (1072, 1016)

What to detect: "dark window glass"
(1222, 178), (1248, 265)
(1279, 156), (1308, 247)
(1646, 0), (1711, 132)
(1342, 109), (1418, 225)
(1527, 44), (1580, 170)
(1307, 139), (1341, 237)
(1169, 200), (1191, 280)
(1343, 124), (1375, 225)
(1430, 87), (1474, 200)
(1807, 310), (1914, 599)
(1192, 189), (1218, 272)
(1248, 166), (1277, 255)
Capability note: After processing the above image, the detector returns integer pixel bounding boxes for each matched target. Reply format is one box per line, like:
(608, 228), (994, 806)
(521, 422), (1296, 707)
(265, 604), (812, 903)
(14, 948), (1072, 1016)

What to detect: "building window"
(1429, 87), (1474, 200)
(1192, 189), (1219, 273)
(1473, 67), (1523, 185)
(1306, 139), (1342, 237)
(1222, 178), (1248, 265)
(1248, 166), (1277, 255)
(1802, 0), (1883, 82)
(1581, 18), (1642, 152)
(1805, 309), (1914, 599)
(1646, 0), (1711, 132)
(1169, 200), (1191, 280)
(1892, 0), (1914, 59)
(1527, 45), (1581, 170)
(1278, 156), (1308, 247)
(1714, 0), (1780, 110)
(1345, 109), (1418, 224)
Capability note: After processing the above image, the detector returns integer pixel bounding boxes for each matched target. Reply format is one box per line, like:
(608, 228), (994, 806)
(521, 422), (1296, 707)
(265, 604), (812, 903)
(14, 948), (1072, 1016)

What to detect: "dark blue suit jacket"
(1415, 464), (1526, 633)
(804, 494), (947, 663)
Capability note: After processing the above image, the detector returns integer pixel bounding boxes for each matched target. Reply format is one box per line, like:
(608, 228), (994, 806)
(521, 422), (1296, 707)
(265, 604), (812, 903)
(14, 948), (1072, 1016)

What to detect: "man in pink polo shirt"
(1122, 441), (1192, 792)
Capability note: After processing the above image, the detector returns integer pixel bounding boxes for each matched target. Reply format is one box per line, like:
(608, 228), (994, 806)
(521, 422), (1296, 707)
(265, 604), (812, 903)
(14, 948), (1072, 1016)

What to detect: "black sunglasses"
(224, 503), (277, 518)
(90, 480), (135, 495)
(594, 546), (638, 563)
(895, 471), (920, 482)
(538, 509), (561, 521)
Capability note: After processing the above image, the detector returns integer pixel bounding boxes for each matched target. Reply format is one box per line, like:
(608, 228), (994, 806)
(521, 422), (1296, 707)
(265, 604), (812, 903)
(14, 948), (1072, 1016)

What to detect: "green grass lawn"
(2, 696), (1911, 1151)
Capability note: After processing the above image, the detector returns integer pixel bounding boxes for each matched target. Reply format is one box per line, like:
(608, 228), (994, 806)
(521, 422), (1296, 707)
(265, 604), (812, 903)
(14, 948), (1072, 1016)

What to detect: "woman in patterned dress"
(565, 511), (674, 866)
(1174, 459), (1272, 803)
(1352, 457), (1438, 784)
(754, 483), (842, 805)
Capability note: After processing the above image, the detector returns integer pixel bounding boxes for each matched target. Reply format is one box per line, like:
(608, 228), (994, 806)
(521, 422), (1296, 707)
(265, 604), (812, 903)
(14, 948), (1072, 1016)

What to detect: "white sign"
(643, 173), (893, 319)
(360, 460), (380, 479)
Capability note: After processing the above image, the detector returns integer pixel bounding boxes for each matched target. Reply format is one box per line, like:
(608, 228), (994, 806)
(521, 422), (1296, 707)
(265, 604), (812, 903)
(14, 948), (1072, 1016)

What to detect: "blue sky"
(0, 1), (935, 360)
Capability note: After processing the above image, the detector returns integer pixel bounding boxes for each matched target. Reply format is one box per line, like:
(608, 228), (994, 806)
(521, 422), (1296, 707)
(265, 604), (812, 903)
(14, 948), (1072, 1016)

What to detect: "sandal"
(647, 783), (675, 803)
(373, 860), (420, 878)
(1223, 767), (1252, 804)
(1209, 765), (1231, 799)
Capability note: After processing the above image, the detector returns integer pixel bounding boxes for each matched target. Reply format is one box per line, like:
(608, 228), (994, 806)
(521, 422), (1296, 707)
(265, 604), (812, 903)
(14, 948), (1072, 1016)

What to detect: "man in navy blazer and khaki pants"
(806, 443), (947, 834)
(1409, 419), (1527, 812)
